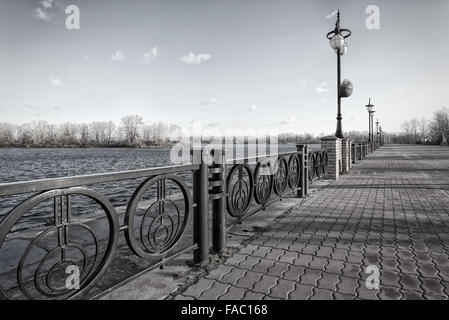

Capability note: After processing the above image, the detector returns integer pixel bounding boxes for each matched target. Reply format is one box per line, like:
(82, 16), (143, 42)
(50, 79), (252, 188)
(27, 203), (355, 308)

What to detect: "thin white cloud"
(326, 10), (338, 19)
(250, 105), (259, 111)
(111, 50), (127, 62)
(280, 115), (296, 124)
(316, 81), (329, 93)
(142, 47), (159, 64)
(199, 97), (217, 106)
(301, 80), (308, 87)
(180, 52), (211, 65)
(21, 104), (39, 111)
(40, 0), (53, 9)
(49, 76), (62, 87)
(34, 7), (51, 21)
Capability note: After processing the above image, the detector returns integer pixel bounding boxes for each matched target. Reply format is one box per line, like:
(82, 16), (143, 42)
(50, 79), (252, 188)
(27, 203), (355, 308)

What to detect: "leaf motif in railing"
(273, 157), (288, 196)
(253, 161), (273, 205)
(287, 155), (301, 189)
(226, 164), (254, 219)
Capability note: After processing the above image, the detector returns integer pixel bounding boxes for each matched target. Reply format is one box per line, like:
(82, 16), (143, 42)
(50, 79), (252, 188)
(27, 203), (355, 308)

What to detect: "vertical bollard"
(296, 144), (305, 198)
(304, 145), (309, 196)
(192, 148), (209, 265)
(211, 147), (226, 255)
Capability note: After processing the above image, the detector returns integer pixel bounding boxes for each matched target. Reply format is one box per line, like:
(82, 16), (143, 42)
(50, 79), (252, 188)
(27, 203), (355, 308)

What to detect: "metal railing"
(0, 163), (200, 300)
(223, 145), (328, 224)
(351, 141), (380, 164)
(0, 144), (328, 300)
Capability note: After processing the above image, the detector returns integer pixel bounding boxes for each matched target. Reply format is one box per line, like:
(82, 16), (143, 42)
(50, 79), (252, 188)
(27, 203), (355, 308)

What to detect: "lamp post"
(326, 10), (352, 139)
(365, 98), (375, 142)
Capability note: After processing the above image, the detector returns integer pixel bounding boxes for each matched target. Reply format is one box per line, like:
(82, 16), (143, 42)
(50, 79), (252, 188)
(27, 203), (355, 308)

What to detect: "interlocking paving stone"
(402, 291), (424, 300)
(278, 251), (298, 264)
(238, 256), (261, 270)
(234, 270), (263, 290)
(399, 273), (422, 291)
(293, 254), (313, 267)
(199, 282), (231, 300)
(378, 286), (402, 300)
(318, 272), (340, 291)
(421, 278), (446, 296)
(310, 288), (334, 300)
(218, 286), (246, 300)
(220, 268), (247, 286)
(242, 291), (265, 300)
(336, 276), (358, 296)
(283, 265), (306, 282)
(252, 275), (278, 294)
(418, 263), (439, 278)
(251, 258), (276, 274)
(325, 259), (345, 274)
(176, 145), (449, 300)
(309, 256), (329, 271)
(182, 278), (215, 298)
(289, 284), (314, 300)
(268, 279), (296, 299)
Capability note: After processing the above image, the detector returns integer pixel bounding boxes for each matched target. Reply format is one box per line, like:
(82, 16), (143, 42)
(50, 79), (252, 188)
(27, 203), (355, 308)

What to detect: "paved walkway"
(174, 145), (449, 300)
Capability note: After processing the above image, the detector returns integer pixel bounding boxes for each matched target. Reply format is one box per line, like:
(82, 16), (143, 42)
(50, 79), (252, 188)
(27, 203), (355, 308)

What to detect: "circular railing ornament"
(254, 161), (273, 205)
(287, 154), (301, 189)
(308, 153), (316, 181)
(226, 164), (254, 219)
(322, 151), (328, 174)
(0, 187), (119, 300)
(124, 174), (191, 259)
(273, 157), (288, 195)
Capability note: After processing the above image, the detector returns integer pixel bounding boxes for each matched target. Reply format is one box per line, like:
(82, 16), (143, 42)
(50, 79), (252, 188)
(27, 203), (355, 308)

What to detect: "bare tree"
(0, 122), (15, 145)
(429, 108), (449, 144)
(121, 115), (143, 144)
(419, 117), (427, 143)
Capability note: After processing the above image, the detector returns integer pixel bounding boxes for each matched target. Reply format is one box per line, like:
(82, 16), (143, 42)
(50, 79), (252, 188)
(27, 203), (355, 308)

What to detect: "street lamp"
(365, 98), (375, 142)
(326, 9), (352, 139)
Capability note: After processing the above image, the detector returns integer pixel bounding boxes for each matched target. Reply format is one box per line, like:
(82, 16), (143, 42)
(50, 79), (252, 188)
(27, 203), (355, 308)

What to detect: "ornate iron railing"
(224, 146), (328, 223)
(0, 164), (200, 300)
(307, 150), (328, 181)
(351, 142), (371, 163)
(0, 144), (329, 300)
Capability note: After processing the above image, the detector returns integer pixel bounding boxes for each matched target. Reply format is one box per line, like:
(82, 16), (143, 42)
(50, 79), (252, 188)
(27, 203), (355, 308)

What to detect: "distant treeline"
(0, 114), (376, 148)
(392, 107), (449, 144)
(0, 115), (182, 148)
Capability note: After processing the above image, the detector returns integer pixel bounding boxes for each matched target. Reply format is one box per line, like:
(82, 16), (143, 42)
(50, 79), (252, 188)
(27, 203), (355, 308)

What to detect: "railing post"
(296, 144), (307, 198)
(304, 145), (309, 195)
(351, 143), (356, 164)
(192, 148), (209, 265)
(210, 148), (226, 255)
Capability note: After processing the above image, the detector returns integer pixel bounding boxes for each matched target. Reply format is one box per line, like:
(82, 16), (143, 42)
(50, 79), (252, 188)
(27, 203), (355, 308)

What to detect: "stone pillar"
(320, 136), (342, 180)
(340, 139), (351, 173)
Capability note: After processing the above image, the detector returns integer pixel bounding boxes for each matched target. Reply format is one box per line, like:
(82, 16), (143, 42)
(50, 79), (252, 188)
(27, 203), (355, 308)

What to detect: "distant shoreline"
(0, 144), (176, 149)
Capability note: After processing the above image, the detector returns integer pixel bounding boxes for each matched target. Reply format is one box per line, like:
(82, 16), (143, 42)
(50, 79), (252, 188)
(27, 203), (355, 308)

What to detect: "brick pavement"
(174, 145), (449, 300)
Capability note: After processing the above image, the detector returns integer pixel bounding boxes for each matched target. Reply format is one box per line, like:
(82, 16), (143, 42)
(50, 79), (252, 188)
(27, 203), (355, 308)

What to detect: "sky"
(1, 0), (449, 136)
